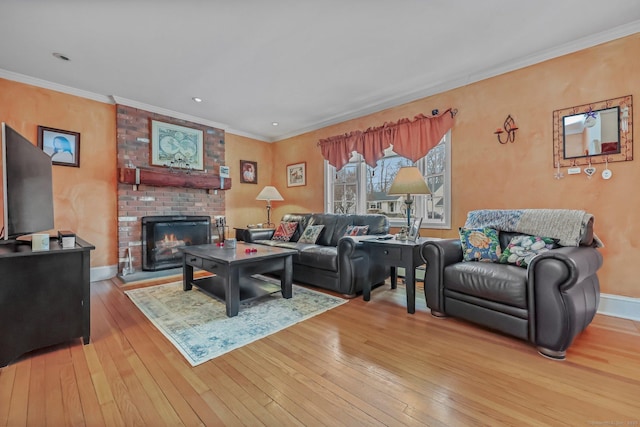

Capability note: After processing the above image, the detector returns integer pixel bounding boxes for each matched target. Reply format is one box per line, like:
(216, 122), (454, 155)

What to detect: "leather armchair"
(421, 231), (602, 359)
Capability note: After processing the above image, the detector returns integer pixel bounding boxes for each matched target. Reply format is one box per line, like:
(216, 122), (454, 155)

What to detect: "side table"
(362, 237), (438, 314)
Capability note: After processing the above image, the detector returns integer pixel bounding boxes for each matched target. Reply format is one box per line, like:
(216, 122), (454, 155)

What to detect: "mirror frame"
(553, 95), (633, 167)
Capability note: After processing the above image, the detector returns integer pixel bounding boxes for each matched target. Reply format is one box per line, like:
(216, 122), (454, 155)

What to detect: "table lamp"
(256, 186), (284, 228)
(388, 166), (430, 226)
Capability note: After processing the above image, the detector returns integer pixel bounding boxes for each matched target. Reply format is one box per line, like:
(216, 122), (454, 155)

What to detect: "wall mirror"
(553, 95), (633, 167)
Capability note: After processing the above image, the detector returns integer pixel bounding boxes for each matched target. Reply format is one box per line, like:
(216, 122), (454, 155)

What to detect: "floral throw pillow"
(499, 235), (558, 268)
(298, 225), (325, 244)
(459, 227), (502, 262)
(344, 225), (369, 236)
(271, 222), (298, 242)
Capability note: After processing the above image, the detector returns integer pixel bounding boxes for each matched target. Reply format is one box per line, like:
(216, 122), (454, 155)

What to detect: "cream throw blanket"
(464, 209), (603, 247)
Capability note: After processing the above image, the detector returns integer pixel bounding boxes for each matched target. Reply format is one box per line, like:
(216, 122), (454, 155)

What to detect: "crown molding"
(273, 21), (640, 141)
(0, 68), (270, 142)
(3, 21), (639, 143)
(0, 68), (114, 104)
(110, 96), (229, 131)
(225, 128), (272, 143)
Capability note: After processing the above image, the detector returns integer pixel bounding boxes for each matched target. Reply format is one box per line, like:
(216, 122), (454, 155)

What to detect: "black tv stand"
(0, 236), (94, 367)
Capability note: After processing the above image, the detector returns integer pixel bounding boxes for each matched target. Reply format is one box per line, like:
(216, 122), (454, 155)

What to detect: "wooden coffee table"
(180, 242), (296, 317)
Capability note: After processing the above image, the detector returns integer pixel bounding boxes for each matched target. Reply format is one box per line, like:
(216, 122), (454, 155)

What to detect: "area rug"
(124, 277), (347, 366)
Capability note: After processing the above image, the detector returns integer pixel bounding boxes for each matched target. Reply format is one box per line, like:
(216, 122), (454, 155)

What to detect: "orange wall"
(272, 34), (640, 298)
(1, 33), (638, 299)
(225, 133), (277, 230)
(0, 79), (117, 268)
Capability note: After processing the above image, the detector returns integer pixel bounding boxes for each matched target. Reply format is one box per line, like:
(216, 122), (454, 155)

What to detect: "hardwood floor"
(1, 278), (639, 426)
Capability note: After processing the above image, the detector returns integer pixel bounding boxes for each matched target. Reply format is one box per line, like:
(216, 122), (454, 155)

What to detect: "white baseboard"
(91, 265), (118, 282)
(399, 267), (639, 322)
(598, 293), (640, 322)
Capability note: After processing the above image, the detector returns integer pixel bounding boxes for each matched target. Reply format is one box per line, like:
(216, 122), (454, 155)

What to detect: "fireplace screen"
(142, 215), (211, 271)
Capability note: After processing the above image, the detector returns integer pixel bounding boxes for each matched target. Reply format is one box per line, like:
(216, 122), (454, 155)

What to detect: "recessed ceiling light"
(52, 52), (70, 61)
(272, 122), (279, 126)
(192, 97), (203, 103)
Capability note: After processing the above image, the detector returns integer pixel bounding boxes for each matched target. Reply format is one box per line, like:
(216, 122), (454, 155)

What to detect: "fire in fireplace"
(142, 215), (211, 271)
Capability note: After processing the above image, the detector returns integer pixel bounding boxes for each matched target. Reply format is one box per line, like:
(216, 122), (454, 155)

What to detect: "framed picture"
(240, 160), (258, 184)
(150, 120), (204, 170)
(407, 217), (423, 241)
(37, 126), (81, 167)
(286, 162), (306, 187)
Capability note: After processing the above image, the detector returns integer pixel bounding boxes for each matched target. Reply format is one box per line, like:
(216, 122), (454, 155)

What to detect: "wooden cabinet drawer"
(185, 255), (203, 268)
(202, 259), (223, 271)
(370, 246), (403, 263)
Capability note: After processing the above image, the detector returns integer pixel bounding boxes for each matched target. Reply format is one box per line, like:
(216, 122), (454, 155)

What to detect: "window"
(325, 131), (451, 229)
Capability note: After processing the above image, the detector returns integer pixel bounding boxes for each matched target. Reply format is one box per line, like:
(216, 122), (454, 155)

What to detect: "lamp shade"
(388, 167), (430, 195)
(256, 186), (284, 201)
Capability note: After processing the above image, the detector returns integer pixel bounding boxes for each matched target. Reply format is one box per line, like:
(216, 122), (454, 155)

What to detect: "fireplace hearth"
(142, 215), (211, 271)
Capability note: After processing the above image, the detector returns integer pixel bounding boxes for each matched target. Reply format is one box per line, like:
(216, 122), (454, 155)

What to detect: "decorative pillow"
(298, 225), (325, 244)
(271, 222), (298, 242)
(344, 225), (369, 236)
(499, 235), (558, 268)
(459, 227), (502, 262)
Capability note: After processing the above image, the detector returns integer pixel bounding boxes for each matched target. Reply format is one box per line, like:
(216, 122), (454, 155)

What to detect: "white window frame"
(324, 131), (451, 229)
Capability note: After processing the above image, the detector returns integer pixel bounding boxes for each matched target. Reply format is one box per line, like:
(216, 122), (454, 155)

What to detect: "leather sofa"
(421, 214), (602, 359)
(243, 213), (390, 296)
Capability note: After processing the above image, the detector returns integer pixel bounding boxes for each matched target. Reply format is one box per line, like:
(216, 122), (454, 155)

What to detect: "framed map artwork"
(150, 120), (204, 170)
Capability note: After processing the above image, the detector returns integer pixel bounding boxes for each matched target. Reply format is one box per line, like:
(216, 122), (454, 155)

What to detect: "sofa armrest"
(528, 246), (602, 353)
(337, 236), (386, 296)
(421, 238), (463, 314)
(243, 229), (275, 243)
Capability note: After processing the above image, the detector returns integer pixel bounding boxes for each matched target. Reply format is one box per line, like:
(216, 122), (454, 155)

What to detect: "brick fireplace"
(116, 105), (226, 274)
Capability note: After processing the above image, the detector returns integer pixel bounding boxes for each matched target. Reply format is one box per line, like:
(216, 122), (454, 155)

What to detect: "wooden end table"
(180, 242), (296, 317)
(362, 237), (438, 314)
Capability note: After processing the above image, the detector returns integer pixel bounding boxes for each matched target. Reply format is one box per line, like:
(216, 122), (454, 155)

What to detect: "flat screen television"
(1, 123), (55, 240)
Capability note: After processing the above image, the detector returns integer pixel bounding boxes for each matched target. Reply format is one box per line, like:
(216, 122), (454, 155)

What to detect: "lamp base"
(264, 204), (274, 229)
(404, 196), (414, 227)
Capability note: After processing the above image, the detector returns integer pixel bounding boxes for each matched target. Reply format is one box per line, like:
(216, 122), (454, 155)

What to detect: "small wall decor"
(554, 162), (565, 180)
(240, 160), (257, 184)
(407, 217), (423, 242)
(150, 120), (204, 170)
(287, 162), (306, 187)
(494, 115), (518, 144)
(37, 126), (81, 167)
(553, 95), (633, 167)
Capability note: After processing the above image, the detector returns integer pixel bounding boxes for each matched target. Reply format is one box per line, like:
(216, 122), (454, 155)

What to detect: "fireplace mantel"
(118, 167), (231, 192)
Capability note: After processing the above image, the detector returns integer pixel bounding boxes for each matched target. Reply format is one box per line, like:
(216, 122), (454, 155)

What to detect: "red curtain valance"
(318, 108), (457, 170)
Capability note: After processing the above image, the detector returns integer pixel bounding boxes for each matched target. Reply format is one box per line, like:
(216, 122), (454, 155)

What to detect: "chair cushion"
(271, 222), (298, 242)
(344, 225), (369, 236)
(498, 235), (558, 268)
(459, 227), (502, 262)
(444, 262), (527, 309)
(299, 225), (325, 244)
(296, 245), (338, 271)
(280, 214), (311, 242)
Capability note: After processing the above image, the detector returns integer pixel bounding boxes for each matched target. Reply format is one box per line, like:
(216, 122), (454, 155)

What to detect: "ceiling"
(1, 1), (639, 142)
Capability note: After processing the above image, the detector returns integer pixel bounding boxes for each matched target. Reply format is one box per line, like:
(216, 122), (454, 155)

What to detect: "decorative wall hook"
(554, 162), (564, 180)
(602, 157), (613, 180)
(494, 115), (518, 144)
